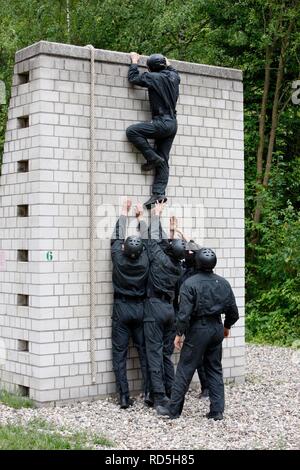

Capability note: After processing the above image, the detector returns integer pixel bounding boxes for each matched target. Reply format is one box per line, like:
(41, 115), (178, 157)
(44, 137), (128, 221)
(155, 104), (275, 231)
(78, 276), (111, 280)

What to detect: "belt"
(192, 315), (222, 324)
(150, 292), (173, 304)
(114, 294), (146, 302)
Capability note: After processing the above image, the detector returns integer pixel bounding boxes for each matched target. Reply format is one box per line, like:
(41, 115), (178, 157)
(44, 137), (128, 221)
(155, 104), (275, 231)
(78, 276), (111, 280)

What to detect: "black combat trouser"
(197, 365), (208, 391)
(112, 299), (150, 398)
(126, 116), (177, 195)
(175, 311), (208, 392)
(144, 298), (175, 398)
(168, 316), (225, 417)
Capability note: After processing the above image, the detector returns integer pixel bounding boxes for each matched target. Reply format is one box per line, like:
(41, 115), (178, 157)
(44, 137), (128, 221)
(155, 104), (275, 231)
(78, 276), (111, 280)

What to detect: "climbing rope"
(86, 45), (96, 384)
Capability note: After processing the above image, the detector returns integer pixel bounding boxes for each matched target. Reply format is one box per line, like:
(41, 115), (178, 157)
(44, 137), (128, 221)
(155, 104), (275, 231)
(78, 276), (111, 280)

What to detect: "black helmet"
(169, 239), (186, 260)
(124, 236), (143, 259)
(147, 54), (167, 72)
(195, 248), (217, 271)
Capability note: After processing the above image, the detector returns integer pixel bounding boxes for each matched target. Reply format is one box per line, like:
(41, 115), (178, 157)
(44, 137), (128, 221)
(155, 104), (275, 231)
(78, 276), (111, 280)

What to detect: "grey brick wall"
(0, 41), (244, 404)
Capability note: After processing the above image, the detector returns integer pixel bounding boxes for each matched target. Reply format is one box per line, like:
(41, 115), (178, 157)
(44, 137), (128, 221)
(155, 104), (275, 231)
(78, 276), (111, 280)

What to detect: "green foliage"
(246, 293), (300, 346)
(246, 194), (300, 345)
(0, 390), (35, 409)
(0, 418), (114, 450)
(292, 339), (300, 349)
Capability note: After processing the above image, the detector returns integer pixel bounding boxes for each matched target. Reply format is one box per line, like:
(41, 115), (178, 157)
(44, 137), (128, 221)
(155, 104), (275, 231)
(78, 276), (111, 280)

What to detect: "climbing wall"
(0, 41), (245, 404)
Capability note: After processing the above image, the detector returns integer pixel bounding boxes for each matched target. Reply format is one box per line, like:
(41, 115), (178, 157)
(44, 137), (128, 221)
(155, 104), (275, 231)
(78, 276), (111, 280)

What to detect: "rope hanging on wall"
(86, 44), (96, 384)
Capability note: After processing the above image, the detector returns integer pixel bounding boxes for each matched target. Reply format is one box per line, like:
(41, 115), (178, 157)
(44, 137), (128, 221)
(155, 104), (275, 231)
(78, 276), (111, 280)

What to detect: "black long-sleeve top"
(143, 215), (182, 300)
(128, 64), (180, 118)
(176, 271), (239, 335)
(111, 216), (149, 297)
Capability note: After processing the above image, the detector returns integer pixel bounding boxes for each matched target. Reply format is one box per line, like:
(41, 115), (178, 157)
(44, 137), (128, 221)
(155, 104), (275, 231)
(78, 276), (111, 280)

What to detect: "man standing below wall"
(126, 52), (180, 209)
(157, 248), (239, 420)
(111, 199), (150, 409)
(143, 202), (185, 409)
(174, 239), (209, 400)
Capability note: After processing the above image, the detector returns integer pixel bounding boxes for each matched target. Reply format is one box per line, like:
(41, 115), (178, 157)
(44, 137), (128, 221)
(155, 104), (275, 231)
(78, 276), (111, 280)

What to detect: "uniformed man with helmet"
(126, 52), (180, 209)
(143, 201), (186, 409)
(111, 199), (150, 409)
(156, 247), (239, 420)
(174, 239), (210, 400)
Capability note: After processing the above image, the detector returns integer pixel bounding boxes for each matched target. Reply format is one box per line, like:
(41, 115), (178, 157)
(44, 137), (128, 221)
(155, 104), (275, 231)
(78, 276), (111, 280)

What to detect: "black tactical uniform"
(143, 215), (183, 406)
(158, 266), (239, 419)
(126, 62), (180, 200)
(111, 216), (150, 406)
(174, 262), (209, 395)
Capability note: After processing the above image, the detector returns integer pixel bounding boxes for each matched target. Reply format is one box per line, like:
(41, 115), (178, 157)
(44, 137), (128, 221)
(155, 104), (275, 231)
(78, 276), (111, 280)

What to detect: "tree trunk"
(256, 45), (273, 184)
(252, 45), (274, 227)
(66, 0), (71, 43)
(263, 29), (294, 188)
(252, 18), (295, 226)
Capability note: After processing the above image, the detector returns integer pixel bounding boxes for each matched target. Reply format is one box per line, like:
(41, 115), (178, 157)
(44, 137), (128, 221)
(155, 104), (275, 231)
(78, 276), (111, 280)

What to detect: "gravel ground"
(0, 344), (299, 450)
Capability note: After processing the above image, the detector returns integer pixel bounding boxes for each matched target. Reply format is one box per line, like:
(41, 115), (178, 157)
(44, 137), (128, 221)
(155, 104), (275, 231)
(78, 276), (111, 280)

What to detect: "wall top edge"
(15, 41), (243, 81)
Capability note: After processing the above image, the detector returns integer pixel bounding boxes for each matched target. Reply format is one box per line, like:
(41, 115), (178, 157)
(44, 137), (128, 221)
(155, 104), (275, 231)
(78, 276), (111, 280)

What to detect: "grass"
(0, 419), (114, 450)
(0, 392), (114, 449)
(92, 435), (114, 447)
(0, 390), (35, 409)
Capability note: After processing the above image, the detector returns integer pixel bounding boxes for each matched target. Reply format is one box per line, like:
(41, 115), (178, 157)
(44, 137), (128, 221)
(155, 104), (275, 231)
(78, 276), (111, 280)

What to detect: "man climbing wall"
(126, 52), (180, 209)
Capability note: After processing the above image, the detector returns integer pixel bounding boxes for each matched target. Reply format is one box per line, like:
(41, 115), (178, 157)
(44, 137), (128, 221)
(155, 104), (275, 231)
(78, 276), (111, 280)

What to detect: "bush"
(246, 196), (300, 346)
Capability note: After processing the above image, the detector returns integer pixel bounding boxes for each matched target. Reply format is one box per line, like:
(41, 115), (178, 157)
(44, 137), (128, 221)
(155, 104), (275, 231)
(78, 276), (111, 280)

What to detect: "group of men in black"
(110, 53), (239, 421)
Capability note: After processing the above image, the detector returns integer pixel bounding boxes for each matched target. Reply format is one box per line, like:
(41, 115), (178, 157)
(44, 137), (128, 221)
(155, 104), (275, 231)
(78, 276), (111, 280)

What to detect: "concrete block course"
(0, 41), (244, 404)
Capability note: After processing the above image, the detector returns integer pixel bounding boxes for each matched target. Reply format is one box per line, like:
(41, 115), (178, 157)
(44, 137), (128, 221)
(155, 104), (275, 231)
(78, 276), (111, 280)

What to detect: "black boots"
(144, 194), (167, 209)
(153, 393), (170, 409)
(144, 392), (154, 407)
(119, 394), (134, 409)
(199, 388), (209, 400)
(206, 411), (223, 421)
(156, 405), (180, 419)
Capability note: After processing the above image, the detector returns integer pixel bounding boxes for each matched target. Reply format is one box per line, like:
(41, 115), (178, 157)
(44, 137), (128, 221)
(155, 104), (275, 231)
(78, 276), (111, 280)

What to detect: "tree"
(252, 0), (300, 229)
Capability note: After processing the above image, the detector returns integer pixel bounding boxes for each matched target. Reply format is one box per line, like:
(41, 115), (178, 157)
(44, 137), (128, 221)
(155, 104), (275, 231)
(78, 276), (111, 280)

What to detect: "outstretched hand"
(169, 216), (187, 241)
(135, 201), (144, 220)
(121, 198), (132, 216)
(151, 200), (166, 217)
(170, 216), (178, 239)
(130, 52), (140, 64)
(170, 216), (177, 232)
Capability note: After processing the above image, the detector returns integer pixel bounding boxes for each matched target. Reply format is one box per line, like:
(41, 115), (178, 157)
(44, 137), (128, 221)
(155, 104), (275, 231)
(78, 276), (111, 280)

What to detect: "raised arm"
(169, 216), (189, 242)
(135, 201), (148, 240)
(111, 214), (126, 241)
(147, 201), (167, 261)
(165, 57), (179, 76)
(169, 216), (177, 240)
(111, 199), (132, 256)
(150, 201), (169, 241)
(128, 52), (153, 88)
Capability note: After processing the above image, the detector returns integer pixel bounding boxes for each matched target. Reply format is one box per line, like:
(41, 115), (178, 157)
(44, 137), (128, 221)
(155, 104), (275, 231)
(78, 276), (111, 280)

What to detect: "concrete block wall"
(0, 41), (244, 404)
